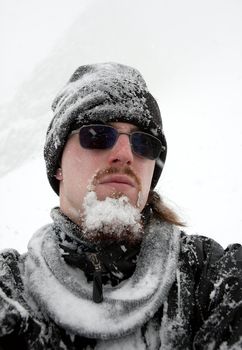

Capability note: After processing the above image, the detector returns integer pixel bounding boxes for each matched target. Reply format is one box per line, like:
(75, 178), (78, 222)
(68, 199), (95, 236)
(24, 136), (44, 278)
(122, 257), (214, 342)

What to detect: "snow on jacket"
(0, 209), (242, 350)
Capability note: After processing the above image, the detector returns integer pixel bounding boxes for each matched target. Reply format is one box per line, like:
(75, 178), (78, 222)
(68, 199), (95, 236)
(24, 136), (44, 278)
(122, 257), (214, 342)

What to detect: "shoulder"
(178, 231), (242, 313)
(0, 248), (24, 290)
(179, 232), (242, 347)
(179, 232), (224, 268)
(180, 231), (242, 273)
(0, 249), (29, 336)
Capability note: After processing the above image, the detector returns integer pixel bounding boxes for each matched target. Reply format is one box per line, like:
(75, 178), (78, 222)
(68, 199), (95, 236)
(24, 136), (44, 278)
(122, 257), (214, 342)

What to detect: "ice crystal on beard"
(82, 191), (142, 240)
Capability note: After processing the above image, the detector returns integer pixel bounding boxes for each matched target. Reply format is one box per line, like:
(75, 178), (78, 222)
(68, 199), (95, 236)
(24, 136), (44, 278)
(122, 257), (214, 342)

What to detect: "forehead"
(108, 122), (139, 132)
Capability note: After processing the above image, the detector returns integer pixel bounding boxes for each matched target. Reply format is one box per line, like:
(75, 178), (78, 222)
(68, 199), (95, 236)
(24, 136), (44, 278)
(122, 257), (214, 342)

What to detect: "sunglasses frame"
(70, 124), (164, 160)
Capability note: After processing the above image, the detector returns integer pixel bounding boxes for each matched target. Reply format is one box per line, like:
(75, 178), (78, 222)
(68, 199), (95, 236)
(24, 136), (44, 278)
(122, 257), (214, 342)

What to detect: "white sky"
(0, 0), (242, 251)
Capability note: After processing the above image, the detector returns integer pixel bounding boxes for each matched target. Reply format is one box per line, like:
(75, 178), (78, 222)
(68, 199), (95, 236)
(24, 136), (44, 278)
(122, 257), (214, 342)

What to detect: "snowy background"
(0, 0), (242, 252)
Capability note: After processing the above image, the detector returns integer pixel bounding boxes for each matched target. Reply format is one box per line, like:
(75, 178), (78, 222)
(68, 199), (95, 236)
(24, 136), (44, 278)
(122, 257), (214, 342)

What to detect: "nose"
(108, 134), (134, 166)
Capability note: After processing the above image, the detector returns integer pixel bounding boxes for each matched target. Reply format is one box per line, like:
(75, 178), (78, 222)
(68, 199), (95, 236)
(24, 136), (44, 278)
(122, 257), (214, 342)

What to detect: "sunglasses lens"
(79, 125), (117, 149)
(78, 124), (163, 160)
(131, 132), (162, 160)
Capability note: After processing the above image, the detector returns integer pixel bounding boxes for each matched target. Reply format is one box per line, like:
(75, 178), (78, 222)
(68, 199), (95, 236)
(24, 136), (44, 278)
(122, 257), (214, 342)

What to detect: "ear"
(55, 168), (63, 180)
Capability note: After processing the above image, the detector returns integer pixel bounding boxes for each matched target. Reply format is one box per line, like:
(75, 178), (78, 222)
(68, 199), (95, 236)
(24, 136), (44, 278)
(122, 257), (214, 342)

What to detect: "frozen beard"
(82, 192), (143, 243)
(81, 167), (144, 243)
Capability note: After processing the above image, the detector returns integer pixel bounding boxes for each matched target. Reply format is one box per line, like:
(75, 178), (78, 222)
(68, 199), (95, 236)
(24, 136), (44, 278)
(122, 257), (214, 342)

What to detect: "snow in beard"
(82, 191), (143, 241)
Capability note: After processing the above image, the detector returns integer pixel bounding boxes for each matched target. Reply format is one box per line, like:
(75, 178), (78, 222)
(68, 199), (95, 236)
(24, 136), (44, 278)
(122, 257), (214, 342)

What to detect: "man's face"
(57, 122), (155, 224)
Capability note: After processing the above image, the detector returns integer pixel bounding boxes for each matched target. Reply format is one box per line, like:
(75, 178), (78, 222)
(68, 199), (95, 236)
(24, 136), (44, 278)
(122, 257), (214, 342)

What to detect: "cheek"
(62, 149), (106, 190)
(140, 162), (155, 186)
(137, 162), (155, 208)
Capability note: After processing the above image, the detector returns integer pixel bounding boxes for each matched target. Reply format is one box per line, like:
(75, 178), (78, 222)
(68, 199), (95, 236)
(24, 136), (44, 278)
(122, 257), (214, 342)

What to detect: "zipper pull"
(88, 253), (103, 303)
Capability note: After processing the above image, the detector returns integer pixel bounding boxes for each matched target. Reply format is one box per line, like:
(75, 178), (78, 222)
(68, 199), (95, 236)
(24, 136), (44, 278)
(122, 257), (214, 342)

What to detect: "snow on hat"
(44, 62), (167, 194)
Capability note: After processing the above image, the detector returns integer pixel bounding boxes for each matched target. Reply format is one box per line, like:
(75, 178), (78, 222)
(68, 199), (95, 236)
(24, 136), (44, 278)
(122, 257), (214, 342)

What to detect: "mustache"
(91, 166), (141, 189)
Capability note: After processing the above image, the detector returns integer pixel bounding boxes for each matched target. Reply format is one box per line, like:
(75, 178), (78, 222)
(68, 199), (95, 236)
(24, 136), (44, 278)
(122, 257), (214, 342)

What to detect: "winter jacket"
(0, 208), (242, 350)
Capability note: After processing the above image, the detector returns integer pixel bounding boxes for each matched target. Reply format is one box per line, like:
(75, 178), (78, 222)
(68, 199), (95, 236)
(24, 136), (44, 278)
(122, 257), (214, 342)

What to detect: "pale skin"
(56, 122), (156, 226)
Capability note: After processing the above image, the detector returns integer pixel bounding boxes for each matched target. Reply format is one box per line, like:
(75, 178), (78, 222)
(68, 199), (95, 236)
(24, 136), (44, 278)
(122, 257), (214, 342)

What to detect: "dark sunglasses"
(70, 124), (165, 160)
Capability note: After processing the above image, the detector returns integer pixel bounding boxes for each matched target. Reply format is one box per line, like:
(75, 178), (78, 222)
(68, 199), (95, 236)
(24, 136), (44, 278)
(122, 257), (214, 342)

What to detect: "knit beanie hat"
(44, 62), (167, 195)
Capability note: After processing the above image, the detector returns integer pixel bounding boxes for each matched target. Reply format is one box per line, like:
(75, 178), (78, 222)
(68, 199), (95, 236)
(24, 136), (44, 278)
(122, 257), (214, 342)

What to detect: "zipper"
(88, 253), (103, 303)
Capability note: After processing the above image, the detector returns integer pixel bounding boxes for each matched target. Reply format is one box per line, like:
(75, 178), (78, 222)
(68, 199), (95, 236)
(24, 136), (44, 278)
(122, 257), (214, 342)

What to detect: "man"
(0, 63), (241, 350)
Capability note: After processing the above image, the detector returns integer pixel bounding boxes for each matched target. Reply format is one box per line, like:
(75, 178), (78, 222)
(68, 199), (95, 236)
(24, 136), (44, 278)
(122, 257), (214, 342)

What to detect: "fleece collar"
(25, 209), (180, 340)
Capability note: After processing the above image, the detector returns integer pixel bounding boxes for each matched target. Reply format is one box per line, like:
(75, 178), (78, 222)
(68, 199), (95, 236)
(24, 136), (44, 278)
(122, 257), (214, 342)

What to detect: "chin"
(96, 189), (137, 206)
